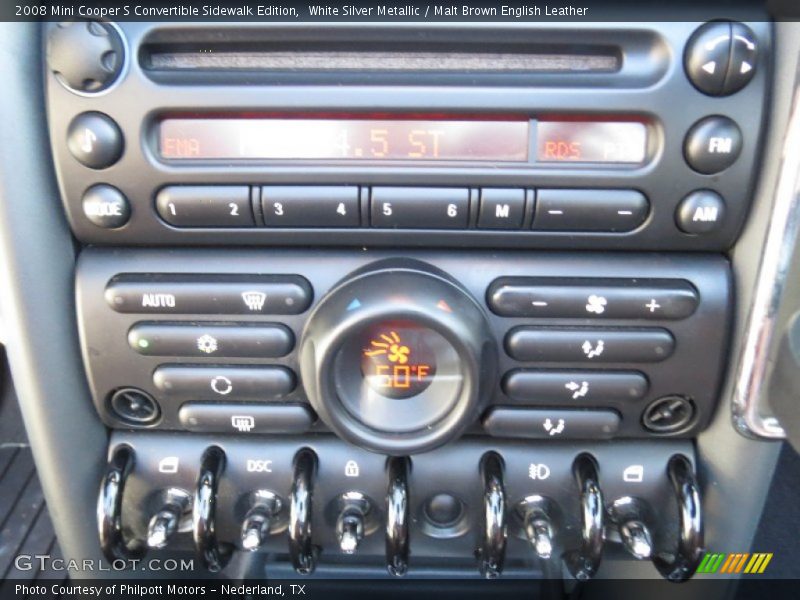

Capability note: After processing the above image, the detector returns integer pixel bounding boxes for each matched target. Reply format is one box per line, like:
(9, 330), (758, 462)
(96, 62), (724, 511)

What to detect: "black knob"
(47, 22), (125, 94)
(684, 21), (758, 97)
(300, 260), (496, 454)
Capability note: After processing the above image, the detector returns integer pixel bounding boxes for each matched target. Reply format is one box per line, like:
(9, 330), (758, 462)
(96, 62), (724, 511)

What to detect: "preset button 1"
(156, 186), (254, 227)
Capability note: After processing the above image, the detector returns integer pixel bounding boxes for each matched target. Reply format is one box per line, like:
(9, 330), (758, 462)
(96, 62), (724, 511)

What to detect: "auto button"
(106, 274), (312, 315)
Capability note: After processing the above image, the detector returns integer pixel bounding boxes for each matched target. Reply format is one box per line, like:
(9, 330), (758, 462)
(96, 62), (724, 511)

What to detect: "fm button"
(684, 116), (742, 174)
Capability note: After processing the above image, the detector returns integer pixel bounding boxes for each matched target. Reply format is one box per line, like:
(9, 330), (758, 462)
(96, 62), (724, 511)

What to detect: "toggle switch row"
(97, 437), (705, 582)
(98, 445), (409, 575)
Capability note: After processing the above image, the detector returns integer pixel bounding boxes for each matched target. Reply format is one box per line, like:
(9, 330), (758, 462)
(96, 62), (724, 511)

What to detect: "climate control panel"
(76, 249), (731, 444)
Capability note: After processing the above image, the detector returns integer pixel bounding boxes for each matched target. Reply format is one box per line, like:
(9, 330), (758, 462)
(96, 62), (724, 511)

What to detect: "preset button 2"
(262, 186), (360, 227)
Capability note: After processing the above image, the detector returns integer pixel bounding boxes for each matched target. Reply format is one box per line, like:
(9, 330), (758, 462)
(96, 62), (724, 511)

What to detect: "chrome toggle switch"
(241, 491), (282, 552)
(609, 497), (653, 560)
(335, 492), (371, 554)
(516, 495), (555, 560)
(147, 488), (191, 549)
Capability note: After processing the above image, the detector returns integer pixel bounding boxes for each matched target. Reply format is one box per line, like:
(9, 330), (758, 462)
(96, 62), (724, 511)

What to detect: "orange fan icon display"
(364, 331), (410, 364)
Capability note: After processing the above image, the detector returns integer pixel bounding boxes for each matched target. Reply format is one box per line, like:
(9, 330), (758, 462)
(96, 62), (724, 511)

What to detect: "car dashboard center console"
(36, 16), (777, 583)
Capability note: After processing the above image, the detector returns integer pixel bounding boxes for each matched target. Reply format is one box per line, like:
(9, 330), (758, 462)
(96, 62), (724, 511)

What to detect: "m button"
(478, 188), (526, 229)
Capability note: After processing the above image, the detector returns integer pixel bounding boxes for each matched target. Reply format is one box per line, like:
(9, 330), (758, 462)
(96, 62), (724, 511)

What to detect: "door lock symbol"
(344, 460), (360, 477)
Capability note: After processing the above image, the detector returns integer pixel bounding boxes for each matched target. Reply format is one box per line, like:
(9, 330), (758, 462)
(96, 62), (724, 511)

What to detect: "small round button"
(82, 185), (130, 229)
(676, 190), (726, 234)
(684, 21), (732, 96)
(67, 112), (124, 169)
(684, 116), (742, 174)
(423, 493), (464, 527)
(109, 387), (160, 426)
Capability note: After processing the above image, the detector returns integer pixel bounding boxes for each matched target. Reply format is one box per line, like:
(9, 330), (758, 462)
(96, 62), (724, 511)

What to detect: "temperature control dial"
(300, 261), (496, 454)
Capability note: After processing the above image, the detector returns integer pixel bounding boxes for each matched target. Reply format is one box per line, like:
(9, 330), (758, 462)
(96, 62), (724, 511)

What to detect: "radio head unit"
(46, 20), (768, 251)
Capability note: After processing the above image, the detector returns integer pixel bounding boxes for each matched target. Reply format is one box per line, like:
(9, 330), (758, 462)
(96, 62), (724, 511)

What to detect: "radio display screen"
(159, 116), (530, 162)
(536, 120), (648, 164)
(158, 115), (648, 165)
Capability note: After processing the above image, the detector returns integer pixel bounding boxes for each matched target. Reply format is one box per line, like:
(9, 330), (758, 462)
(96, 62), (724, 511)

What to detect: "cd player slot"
(145, 47), (619, 73)
(140, 27), (666, 87)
